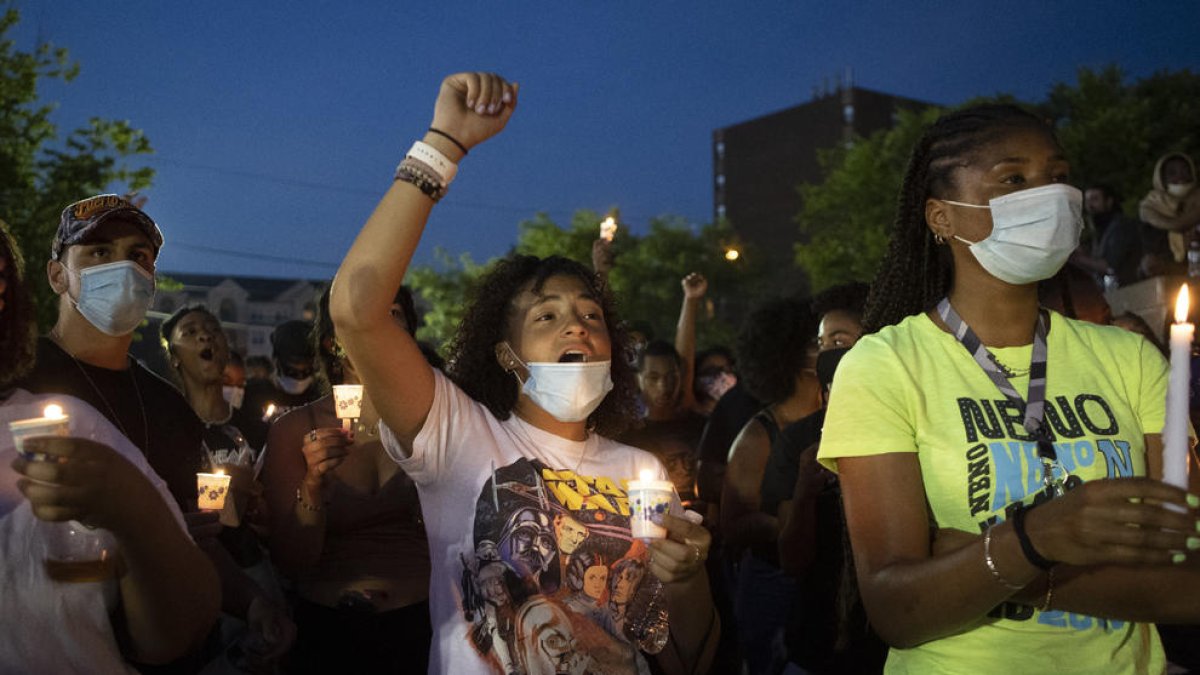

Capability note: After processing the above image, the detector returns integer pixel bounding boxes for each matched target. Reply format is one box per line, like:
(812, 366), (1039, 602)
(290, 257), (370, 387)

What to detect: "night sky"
(16, 0), (1200, 279)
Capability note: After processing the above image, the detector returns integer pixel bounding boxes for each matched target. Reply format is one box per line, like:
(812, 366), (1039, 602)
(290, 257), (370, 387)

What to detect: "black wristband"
(428, 127), (469, 156)
(1011, 504), (1056, 570)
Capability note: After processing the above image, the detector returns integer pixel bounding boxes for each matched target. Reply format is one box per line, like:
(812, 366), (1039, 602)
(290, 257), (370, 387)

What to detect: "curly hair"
(735, 296), (819, 404)
(863, 104), (1058, 332)
(445, 254), (639, 438)
(811, 281), (870, 321)
(0, 219), (36, 390)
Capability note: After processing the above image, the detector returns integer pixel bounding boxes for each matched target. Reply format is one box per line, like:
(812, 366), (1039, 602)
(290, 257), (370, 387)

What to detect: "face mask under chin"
(502, 342), (614, 423)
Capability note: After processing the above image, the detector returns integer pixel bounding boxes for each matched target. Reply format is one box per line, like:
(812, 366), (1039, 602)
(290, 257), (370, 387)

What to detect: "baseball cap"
(52, 194), (164, 260)
(271, 320), (316, 360)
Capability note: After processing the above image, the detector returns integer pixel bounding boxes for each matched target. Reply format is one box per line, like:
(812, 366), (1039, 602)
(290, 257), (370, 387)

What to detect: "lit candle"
(627, 469), (675, 541)
(600, 216), (618, 242)
(1164, 284), (1193, 492)
(197, 469), (232, 510)
(262, 403), (276, 423)
(332, 384), (364, 432)
(8, 404), (71, 459)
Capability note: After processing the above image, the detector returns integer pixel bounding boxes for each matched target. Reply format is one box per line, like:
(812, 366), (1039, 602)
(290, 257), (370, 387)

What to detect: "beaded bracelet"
(296, 485), (324, 512)
(394, 158), (447, 202)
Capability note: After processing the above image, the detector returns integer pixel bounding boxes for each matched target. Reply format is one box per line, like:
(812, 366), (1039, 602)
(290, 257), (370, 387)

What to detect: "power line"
(170, 240), (340, 270)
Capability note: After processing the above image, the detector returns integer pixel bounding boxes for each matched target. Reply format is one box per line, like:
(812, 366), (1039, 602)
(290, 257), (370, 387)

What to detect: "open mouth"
(199, 347), (215, 361)
(559, 351), (588, 363)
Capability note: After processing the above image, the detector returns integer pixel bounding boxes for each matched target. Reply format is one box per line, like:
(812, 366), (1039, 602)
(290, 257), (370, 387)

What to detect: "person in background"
(693, 346), (737, 417)
(0, 217), (220, 671)
(223, 350), (247, 411)
(763, 281), (886, 675)
(244, 355), (273, 385)
(330, 71), (718, 675)
(821, 103), (1200, 674)
(161, 303), (295, 672)
(1037, 262), (1112, 325)
(721, 296), (823, 675)
(263, 285), (432, 674)
(1140, 152), (1200, 276)
(1070, 184), (1143, 287)
(241, 318), (321, 448)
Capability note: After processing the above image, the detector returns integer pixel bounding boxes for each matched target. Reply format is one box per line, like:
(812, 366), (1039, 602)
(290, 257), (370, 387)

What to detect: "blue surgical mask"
(66, 261), (155, 336)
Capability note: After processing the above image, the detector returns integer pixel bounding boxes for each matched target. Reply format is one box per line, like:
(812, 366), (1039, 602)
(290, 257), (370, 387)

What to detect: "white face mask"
(1168, 182), (1195, 198)
(274, 374), (313, 395)
(503, 344), (614, 423)
(944, 183), (1082, 285)
(65, 260), (156, 336)
(222, 385), (245, 409)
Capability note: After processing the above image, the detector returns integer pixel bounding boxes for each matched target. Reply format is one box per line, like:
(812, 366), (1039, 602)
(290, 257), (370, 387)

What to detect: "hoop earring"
(934, 233), (946, 245)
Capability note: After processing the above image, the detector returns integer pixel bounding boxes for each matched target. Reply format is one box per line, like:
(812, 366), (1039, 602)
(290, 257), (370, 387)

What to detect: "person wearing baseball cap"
(18, 194), (298, 669)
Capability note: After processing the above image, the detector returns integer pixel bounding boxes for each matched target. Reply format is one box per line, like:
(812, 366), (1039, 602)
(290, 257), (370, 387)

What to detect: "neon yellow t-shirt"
(818, 310), (1167, 675)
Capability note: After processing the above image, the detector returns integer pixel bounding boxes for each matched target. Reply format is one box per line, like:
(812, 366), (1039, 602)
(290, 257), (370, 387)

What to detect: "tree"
(0, 7), (155, 329)
(407, 210), (766, 354)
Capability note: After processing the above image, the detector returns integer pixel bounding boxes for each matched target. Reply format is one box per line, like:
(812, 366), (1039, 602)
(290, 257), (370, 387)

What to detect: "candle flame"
(215, 469), (225, 477)
(1176, 284), (1191, 324)
(43, 404), (64, 420)
(264, 403), (276, 417)
(638, 469), (655, 482)
(724, 248), (740, 261)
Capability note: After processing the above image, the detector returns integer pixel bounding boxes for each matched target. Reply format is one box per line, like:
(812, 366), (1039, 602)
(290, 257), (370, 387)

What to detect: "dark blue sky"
(17, 1), (1200, 279)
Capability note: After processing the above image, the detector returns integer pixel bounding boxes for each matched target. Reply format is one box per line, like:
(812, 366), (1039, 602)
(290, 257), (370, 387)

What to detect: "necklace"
(64, 348), (150, 454)
(987, 354), (1031, 379)
(200, 401), (233, 427)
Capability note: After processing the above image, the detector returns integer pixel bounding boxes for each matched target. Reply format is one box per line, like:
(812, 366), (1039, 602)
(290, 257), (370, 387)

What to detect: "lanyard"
(936, 298), (1066, 496)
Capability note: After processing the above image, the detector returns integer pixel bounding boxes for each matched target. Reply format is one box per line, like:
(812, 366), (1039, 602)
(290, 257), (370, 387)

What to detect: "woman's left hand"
(647, 512), (711, 584)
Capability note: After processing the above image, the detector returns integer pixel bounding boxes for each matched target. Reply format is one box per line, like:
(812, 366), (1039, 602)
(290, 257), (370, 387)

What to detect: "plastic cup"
(197, 472), (232, 510)
(9, 414), (71, 460)
(332, 384), (363, 430)
(627, 476), (675, 541)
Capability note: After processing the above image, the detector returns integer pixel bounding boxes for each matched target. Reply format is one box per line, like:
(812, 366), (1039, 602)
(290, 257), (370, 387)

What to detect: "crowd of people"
(1, 71), (1199, 675)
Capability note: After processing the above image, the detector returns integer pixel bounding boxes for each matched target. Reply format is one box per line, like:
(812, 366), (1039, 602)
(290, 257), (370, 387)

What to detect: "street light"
(724, 248), (740, 261)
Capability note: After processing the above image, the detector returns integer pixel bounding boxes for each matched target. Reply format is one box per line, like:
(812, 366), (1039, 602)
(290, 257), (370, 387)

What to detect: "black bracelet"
(1011, 504), (1056, 570)
(428, 127), (469, 156)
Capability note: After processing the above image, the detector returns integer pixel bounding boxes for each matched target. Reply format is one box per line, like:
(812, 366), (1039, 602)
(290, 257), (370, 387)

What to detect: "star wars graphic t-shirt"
(818, 310), (1169, 675)
(380, 369), (670, 675)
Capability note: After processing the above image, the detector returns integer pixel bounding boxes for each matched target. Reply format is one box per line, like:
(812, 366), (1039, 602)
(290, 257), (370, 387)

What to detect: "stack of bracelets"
(394, 130), (462, 202)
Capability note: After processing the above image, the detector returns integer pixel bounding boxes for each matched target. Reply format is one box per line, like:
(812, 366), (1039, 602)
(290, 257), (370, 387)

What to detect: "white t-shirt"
(0, 390), (188, 674)
(381, 370), (669, 675)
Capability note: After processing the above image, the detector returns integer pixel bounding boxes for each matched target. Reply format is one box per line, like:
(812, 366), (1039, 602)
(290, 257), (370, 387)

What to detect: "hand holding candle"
(9, 404), (71, 461)
(1164, 283), (1193, 492)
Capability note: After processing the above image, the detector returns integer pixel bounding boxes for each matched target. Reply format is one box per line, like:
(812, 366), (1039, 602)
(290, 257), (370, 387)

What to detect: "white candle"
(197, 470), (232, 510)
(8, 404), (71, 458)
(1164, 284), (1193, 491)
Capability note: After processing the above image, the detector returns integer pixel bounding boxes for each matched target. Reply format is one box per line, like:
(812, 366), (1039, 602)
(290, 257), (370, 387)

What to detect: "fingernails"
(475, 104), (486, 114)
(466, 98), (475, 108)
(1187, 494), (1199, 509)
(1173, 552), (1188, 565)
(502, 91), (512, 103)
(1189, 537), (1200, 551)
(649, 511), (664, 525)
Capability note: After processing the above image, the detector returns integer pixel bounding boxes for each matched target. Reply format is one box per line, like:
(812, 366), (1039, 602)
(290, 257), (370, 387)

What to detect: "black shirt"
(618, 411), (707, 504)
(695, 382), (760, 503)
(760, 409), (826, 517)
(240, 377), (320, 448)
(17, 337), (206, 510)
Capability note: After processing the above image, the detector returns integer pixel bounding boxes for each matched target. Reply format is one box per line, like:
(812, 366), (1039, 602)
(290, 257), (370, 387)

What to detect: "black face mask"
(816, 347), (851, 391)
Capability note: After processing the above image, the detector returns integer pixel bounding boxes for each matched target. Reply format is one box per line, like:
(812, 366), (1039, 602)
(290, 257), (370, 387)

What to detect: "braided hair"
(862, 104), (1058, 333)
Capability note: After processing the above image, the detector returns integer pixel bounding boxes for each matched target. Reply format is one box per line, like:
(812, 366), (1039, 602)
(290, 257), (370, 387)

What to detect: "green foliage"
(0, 7), (155, 330)
(794, 66), (1200, 290)
(408, 212), (766, 354)
(407, 248), (491, 351)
